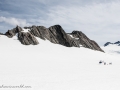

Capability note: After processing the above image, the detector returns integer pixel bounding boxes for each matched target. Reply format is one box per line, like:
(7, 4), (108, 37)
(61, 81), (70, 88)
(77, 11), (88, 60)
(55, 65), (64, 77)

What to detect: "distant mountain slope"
(103, 41), (120, 55)
(104, 41), (120, 46)
(1, 25), (104, 52)
(102, 44), (120, 55)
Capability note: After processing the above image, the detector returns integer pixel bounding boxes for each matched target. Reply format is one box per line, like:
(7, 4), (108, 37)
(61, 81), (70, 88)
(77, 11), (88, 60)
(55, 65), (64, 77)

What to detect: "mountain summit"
(2, 25), (104, 52)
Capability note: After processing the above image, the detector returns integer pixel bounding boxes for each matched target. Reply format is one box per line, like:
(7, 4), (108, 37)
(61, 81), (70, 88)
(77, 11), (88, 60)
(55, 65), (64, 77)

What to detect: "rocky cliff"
(4, 25), (104, 52)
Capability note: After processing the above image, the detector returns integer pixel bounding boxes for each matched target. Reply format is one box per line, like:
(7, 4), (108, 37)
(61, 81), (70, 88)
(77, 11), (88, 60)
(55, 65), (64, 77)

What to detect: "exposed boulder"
(5, 26), (22, 38)
(18, 32), (39, 45)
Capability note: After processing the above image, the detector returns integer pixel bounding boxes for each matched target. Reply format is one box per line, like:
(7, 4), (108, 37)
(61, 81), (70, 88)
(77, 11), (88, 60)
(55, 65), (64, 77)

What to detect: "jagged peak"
(3, 24), (104, 52)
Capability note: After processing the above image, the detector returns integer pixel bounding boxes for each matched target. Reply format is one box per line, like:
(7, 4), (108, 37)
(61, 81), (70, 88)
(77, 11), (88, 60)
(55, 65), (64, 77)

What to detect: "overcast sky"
(0, 0), (120, 46)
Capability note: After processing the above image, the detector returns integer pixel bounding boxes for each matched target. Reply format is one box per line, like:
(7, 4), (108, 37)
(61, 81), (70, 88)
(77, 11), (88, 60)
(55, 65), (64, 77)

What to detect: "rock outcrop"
(4, 24), (104, 52)
(18, 32), (39, 45)
(29, 25), (79, 47)
(5, 26), (22, 38)
(69, 31), (104, 52)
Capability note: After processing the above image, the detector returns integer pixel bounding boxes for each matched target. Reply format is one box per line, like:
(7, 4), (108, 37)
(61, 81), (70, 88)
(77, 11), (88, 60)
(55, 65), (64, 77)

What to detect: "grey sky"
(0, 0), (120, 46)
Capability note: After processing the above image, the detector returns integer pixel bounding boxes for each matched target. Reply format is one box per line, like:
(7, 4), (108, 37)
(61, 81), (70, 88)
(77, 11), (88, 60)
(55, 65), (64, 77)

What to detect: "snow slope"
(102, 44), (120, 56)
(0, 35), (120, 90)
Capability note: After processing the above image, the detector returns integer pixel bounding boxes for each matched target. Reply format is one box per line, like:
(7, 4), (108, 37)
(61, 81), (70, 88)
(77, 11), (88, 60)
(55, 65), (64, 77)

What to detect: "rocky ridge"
(104, 41), (120, 46)
(3, 25), (104, 52)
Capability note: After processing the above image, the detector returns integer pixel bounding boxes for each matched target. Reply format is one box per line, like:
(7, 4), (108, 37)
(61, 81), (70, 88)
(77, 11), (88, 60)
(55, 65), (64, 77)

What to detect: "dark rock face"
(29, 25), (46, 40)
(90, 40), (104, 52)
(104, 42), (113, 46)
(114, 41), (120, 45)
(48, 25), (74, 47)
(5, 24), (104, 52)
(18, 32), (39, 45)
(5, 26), (22, 38)
(70, 31), (104, 52)
(29, 25), (79, 47)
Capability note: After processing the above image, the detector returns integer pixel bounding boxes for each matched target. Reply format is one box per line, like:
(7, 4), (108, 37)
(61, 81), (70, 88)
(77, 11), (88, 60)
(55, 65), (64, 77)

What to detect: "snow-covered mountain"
(4, 25), (104, 52)
(0, 25), (120, 90)
(104, 41), (120, 46)
(102, 42), (120, 55)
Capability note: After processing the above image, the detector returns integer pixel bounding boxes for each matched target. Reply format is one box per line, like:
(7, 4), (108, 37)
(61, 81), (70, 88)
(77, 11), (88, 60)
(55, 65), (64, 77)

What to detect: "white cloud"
(43, 1), (120, 27)
(0, 16), (30, 26)
(1, 0), (120, 45)
(37, 1), (120, 45)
